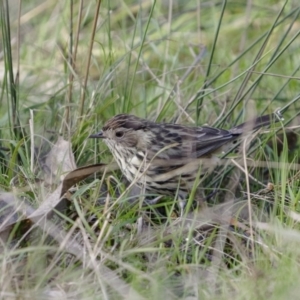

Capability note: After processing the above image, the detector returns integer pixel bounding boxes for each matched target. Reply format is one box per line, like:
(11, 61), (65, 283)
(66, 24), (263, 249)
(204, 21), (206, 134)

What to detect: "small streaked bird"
(90, 112), (282, 212)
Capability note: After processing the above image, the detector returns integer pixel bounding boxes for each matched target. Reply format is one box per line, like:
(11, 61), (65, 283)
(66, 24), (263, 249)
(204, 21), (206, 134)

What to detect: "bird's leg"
(178, 188), (209, 216)
(144, 195), (163, 205)
(178, 191), (188, 217)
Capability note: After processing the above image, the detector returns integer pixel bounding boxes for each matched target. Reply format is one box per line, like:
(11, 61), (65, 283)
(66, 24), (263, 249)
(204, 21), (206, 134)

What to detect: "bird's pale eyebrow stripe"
(103, 116), (146, 131)
(103, 119), (126, 130)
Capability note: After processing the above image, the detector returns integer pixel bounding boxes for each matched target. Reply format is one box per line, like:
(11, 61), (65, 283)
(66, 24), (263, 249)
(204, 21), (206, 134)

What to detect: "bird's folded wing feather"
(146, 126), (237, 160)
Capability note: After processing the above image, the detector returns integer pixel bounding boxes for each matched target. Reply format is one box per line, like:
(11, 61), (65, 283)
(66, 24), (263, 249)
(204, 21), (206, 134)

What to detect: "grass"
(1, 0), (300, 298)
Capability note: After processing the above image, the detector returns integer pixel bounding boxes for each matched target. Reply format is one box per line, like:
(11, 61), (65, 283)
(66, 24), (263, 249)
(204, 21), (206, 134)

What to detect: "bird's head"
(89, 114), (153, 150)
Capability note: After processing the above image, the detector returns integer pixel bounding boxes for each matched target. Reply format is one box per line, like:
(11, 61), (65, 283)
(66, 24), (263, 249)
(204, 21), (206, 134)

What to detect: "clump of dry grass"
(1, 0), (300, 298)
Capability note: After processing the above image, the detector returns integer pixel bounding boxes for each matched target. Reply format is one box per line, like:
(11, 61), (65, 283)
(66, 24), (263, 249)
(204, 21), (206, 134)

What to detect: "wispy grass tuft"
(0, 0), (300, 298)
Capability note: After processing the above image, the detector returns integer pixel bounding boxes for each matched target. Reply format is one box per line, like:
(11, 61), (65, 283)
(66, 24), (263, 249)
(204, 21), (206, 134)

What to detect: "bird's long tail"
(229, 110), (283, 134)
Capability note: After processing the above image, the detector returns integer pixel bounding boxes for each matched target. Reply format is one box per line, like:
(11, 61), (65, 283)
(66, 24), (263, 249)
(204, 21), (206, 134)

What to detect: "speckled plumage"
(90, 113), (280, 201)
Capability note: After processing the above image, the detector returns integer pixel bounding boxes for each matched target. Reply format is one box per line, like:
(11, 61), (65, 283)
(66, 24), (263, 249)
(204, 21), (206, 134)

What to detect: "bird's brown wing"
(145, 113), (280, 161)
(146, 125), (238, 161)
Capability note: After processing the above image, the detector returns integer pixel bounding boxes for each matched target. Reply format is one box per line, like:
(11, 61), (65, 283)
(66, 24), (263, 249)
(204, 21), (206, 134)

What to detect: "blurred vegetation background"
(1, 0), (300, 299)
(2, 1), (299, 143)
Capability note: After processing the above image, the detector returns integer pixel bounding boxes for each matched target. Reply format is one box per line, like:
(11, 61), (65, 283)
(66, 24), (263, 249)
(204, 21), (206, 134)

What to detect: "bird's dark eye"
(115, 131), (124, 138)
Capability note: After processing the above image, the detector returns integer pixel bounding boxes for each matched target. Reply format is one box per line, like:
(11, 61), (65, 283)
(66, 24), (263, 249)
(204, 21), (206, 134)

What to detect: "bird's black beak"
(89, 131), (105, 139)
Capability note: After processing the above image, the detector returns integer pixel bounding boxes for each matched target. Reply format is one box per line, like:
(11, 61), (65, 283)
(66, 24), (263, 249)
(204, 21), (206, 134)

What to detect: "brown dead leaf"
(30, 162), (119, 219)
(0, 162), (119, 242)
(0, 191), (142, 298)
(0, 192), (31, 244)
(60, 162), (119, 197)
(43, 137), (77, 185)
